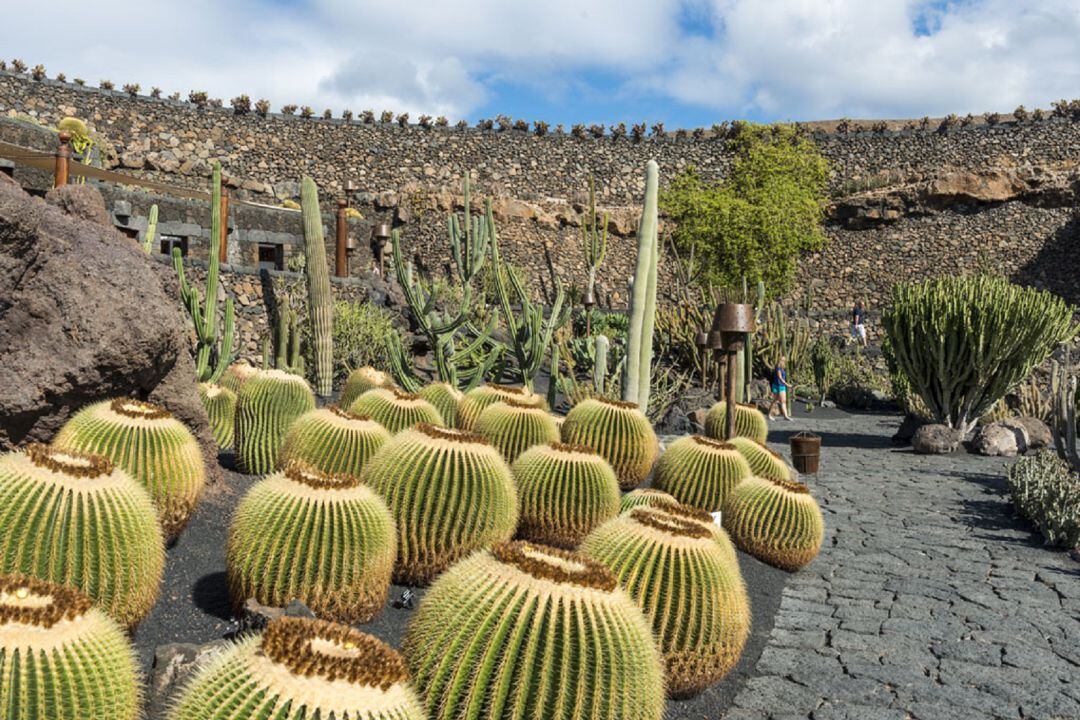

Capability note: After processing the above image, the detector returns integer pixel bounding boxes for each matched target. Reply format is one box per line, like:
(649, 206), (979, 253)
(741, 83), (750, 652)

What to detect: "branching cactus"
(142, 203), (158, 253)
(623, 160), (659, 411)
(1050, 351), (1079, 471)
(448, 171), (489, 285)
(580, 175), (608, 307)
(173, 161), (235, 383)
(263, 305), (305, 376)
(300, 176), (334, 397)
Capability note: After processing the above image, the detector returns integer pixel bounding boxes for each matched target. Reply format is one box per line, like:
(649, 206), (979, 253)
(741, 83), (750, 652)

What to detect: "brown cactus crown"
(201, 384), (227, 399)
(497, 397), (547, 411)
(690, 435), (736, 451)
(0, 575), (92, 629)
(493, 541), (617, 592)
(548, 441), (598, 456)
(488, 383), (529, 396)
(260, 617), (409, 689)
(282, 459), (360, 490)
(650, 498), (715, 525)
(593, 396), (641, 410)
(27, 443), (114, 479)
(388, 387), (422, 402)
(631, 508), (712, 539)
(767, 475), (811, 494)
(110, 397), (173, 420)
(329, 405), (371, 422)
(415, 423), (490, 446)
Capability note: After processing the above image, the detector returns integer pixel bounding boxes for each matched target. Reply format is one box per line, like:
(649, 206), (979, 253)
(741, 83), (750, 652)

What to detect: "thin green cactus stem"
(623, 160), (659, 411)
(142, 203), (158, 254)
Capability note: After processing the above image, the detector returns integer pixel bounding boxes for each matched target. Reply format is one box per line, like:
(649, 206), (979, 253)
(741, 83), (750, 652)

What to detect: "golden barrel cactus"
(653, 435), (752, 512)
(350, 387), (444, 434)
(340, 366), (396, 408)
(728, 436), (794, 482)
(475, 398), (561, 463)
(418, 382), (463, 429)
(561, 397), (658, 490)
(219, 360), (259, 393)
(722, 475), (824, 571)
(278, 405), (391, 477)
(234, 369), (317, 475)
(620, 488), (678, 513)
(456, 383), (547, 431)
(199, 382), (237, 450)
(705, 401), (769, 443)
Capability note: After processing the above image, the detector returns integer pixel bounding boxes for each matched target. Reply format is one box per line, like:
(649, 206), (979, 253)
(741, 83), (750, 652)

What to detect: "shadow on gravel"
(949, 470), (1050, 548)
(192, 571), (233, 620)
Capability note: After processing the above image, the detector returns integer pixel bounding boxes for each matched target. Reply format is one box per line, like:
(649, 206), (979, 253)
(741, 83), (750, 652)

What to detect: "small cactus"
(279, 406), (391, 477)
(705, 401), (769, 443)
(653, 435), (752, 512)
(350, 387), (444, 434)
(234, 369), (317, 475)
(418, 381), (463, 429)
(620, 487), (678, 513)
(561, 396), (659, 490)
(475, 398), (561, 463)
(340, 365), (396, 408)
(728, 436), (793, 482)
(722, 475), (824, 571)
(227, 461), (396, 623)
(199, 382), (236, 450)
(456, 383), (548, 430)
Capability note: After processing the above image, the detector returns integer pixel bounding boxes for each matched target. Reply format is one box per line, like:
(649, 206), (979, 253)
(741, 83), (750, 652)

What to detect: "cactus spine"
(0, 575), (142, 720)
(653, 435), (752, 512)
(561, 396), (659, 490)
(722, 474), (824, 571)
(475, 398), (560, 463)
(235, 369), (317, 474)
(403, 541), (665, 720)
(227, 461), (396, 623)
(172, 161), (235, 383)
(705, 401), (769, 443)
(300, 176), (334, 397)
(350, 387), (444, 434)
(0, 445), (164, 627)
(623, 160), (659, 412)
(142, 203), (158, 253)
(199, 382), (237, 450)
(341, 366), (396, 408)
(168, 617), (426, 720)
(581, 507), (751, 697)
(279, 406), (391, 477)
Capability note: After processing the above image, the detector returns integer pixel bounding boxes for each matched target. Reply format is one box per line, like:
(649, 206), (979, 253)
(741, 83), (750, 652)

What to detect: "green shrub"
(1006, 451), (1079, 547)
(332, 301), (403, 381)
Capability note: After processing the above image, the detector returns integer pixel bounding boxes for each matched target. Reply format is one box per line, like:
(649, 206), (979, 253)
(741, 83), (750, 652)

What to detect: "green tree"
(661, 123), (829, 294)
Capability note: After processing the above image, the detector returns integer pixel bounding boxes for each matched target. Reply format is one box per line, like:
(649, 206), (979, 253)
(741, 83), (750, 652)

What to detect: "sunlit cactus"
(350, 387), (444, 434)
(581, 506), (750, 697)
(514, 441), (621, 548)
(199, 382), (236, 450)
(653, 435), (752, 512)
(403, 541), (665, 720)
(168, 617), (426, 720)
(728, 436), (793, 482)
(219, 360), (259, 393)
(0, 445), (164, 627)
(722, 475), (824, 571)
(636, 495), (739, 568)
(52, 397), (206, 538)
(620, 487), (678, 513)
(418, 381), (463, 429)
(226, 460), (396, 623)
(475, 397), (561, 462)
(0, 575), (142, 720)
(362, 424), (518, 585)
(234, 369), (317, 475)
(704, 401), (769, 443)
(279, 406), (391, 477)
(456, 382), (547, 431)
(340, 366), (396, 408)
(561, 396), (659, 490)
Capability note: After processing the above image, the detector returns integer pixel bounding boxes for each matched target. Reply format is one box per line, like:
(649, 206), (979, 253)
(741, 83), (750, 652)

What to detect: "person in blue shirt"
(851, 299), (868, 347)
(768, 355), (792, 421)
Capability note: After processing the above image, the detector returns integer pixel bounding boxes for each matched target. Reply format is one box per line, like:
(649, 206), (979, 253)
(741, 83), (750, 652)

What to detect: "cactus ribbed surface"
(705, 401), (768, 443)
(199, 382), (236, 450)
(142, 203), (158, 253)
(620, 488), (678, 513)
(419, 381), (464, 429)
(475, 398), (561, 463)
(168, 617), (425, 720)
(219, 360), (258, 393)
(0, 445), (164, 628)
(235, 369), (317, 475)
(581, 507), (750, 697)
(0, 575), (141, 720)
(279, 406), (391, 477)
(623, 160), (659, 411)
(226, 461), (396, 623)
(457, 383), (547, 431)
(341, 366), (397, 409)
(653, 435), (752, 512)
(362, 424), (518, 585)
(300, 176), (334, 398)
(403, 541), (665, 720)
(513, 442), (621, 548)
(52, 397), (206, 538)
(561, 397), (659, 490)
(728, 436), (793, 482)
(593, 333), (610, 390)
(350, 387), (444, 435)
(722, 475), (824, 571)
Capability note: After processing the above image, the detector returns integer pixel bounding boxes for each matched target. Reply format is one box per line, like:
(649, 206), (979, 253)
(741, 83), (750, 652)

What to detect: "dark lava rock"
(1006, 416), (1053, 450)
(146, 640), (231, 718)
(912, 424), (961, 454)
(893, 413), (929, 444)
(0, 182), (218, 480)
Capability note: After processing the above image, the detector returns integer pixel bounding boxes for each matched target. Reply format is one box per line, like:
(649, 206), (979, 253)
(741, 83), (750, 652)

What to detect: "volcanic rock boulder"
(0, 182), (218, 480)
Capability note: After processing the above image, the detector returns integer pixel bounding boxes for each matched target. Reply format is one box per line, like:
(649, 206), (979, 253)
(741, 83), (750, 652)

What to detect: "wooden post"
(218, 188), (230, 264)
(335, 198), (348, 277)
(725, 351), (738, 439)
(54, 132), (71, 188)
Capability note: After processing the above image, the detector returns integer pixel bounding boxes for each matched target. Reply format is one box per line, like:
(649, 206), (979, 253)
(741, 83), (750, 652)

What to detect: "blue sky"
(2, 0), (1078, 128)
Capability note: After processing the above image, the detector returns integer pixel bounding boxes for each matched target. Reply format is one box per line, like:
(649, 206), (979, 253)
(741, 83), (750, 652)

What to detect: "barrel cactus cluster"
(52, 397), (206, 538)
(278, 405), (391, 477)
(340, 365), (397, 408)
(199, 382), (237, 450)
(403, 541), (665, 720)
(705, 401), (769, 443)
(456, 383), (547, 430)
(653, 435), (752, 512)
(235, 369), (317, 474)
(475, 397), (561, 462)
(561, 396), (659, 490)
(350, 387), (444, 434)
(722, 475), (824, 571)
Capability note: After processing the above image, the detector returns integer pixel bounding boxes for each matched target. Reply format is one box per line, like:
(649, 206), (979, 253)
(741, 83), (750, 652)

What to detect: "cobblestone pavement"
(723, 411), (1080, 720)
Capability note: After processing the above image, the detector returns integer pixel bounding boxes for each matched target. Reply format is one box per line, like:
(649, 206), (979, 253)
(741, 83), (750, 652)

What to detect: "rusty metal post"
(335, 198), (348, 277)
(218, 188), (230, 264)
(54, 132), (71, 188)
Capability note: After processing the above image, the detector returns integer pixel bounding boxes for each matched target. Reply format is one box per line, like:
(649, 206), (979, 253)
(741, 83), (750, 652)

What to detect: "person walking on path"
(769, 355), (792, 421)
(851, 299), (869, 347)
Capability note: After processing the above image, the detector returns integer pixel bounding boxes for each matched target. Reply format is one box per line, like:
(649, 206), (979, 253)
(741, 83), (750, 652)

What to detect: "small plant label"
(711, 511), (722, 526)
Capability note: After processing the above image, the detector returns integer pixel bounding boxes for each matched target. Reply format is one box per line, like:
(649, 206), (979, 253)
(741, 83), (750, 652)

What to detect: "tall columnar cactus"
(173, 161), (235, 383)
(581, 507), (751, 697)
(141, 203), (158, 253)
(300, 176), (334, 397)
(168, 617), (426, 720)
(475, 398), (561, 463)
(722, 474), (824, 571)
(448, 171), (489, 285)
(350, 387), (444, 434)
(620, 487), (678, 513)
(593, 333), (610, 390)
(362, 424), (518, 585)
(705, 401), (769, 443)
(235, 369), (317, 475)
(53, 397), (207, 539)
(402, 541), (665, 720)
(729, 436), (794, 482)
(0, 575), (142, 720)
(264, 304), (306, 375)
(0, 445), (165, 627)
(340, 366), (396, 408)
(883, 275), (1077, 433)
(1050, 352), (1079, 471)
(547, 341), (560, 409)
(279, 406), (391, 477)
(623, 160), (659, 411)
(457, 383), (547, 431)
(199, 382), (237, 450)
(561, 396), (659, 490)
(227, 460), (396, 623)
(580, 175), (608, 307)
(653, 435), (753, 512)
(419, 381), (464, 429)
(514, 441), (621, 548)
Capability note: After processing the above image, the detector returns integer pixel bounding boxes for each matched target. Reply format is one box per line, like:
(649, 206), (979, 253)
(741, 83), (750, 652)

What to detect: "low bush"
(330, 301), (403, 381)
(1006, 451), (1080, 548)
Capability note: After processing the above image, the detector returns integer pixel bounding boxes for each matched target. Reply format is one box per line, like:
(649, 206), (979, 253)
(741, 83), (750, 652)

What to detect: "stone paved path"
(724, 411), (1080, 720)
